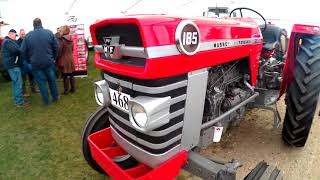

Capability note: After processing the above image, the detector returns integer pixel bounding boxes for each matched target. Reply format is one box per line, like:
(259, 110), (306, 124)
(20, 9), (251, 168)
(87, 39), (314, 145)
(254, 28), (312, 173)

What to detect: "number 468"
(182, 32), (198, 45)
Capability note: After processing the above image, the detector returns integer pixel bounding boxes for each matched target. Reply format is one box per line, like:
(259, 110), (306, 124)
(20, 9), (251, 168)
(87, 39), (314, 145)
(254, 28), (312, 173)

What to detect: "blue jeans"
(32, 66), (58, 105)
(7, 67), (24, 105)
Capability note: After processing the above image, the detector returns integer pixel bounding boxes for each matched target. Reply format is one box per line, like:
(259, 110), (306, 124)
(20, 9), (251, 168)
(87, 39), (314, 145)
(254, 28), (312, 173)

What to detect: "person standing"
(21, 18), (59, 105)
(54, 27), (62, 79)
(55, 27), (61, 39)
(17, 29), (38, 96)
(1, 29), (28, 107)
(57, 25), (76, 94)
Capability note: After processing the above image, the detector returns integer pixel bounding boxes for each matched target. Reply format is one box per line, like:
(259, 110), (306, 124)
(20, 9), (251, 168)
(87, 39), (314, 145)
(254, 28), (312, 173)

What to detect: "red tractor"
(81, 7), (320, 180)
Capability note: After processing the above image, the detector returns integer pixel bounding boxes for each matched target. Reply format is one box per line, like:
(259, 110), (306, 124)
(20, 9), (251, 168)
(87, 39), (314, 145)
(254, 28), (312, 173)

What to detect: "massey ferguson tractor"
(81, 7), (320, 180)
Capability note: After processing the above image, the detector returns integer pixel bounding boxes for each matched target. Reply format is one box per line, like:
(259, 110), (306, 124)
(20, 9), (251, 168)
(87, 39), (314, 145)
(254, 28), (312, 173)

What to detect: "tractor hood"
(90, 15), (262, 79)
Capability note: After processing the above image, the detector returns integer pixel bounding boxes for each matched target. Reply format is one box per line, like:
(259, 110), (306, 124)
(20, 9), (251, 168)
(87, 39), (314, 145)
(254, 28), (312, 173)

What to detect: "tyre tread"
(300, 45), (313, 58)
(296, 56), (311, 75)
(306, 55), (320, 65)
(282, 35), (320, 147)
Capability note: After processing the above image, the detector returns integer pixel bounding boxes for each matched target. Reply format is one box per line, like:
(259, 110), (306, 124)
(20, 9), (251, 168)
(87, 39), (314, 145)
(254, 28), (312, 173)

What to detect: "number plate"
(109, 88), (131, 113)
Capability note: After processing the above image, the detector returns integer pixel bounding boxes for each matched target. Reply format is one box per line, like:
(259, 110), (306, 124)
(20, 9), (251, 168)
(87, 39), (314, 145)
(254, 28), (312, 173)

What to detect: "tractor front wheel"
(282, 35), (320, 147)
(81, 107), (138, 174)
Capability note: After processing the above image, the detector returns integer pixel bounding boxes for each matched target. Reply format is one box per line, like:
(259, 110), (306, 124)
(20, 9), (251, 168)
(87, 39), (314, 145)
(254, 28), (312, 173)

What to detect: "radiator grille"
(104, 71), (187, 154)
(95, 24), (146, 67)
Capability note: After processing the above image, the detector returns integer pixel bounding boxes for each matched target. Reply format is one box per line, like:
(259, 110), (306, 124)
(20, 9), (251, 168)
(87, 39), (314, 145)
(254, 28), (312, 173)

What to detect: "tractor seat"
(262, 41), (278, 51)
(260, 24), (281, 51)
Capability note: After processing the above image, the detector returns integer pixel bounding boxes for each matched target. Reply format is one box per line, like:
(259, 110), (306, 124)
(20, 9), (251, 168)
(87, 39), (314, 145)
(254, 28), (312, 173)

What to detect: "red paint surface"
(278, 24), (320, 99)
(278, 33), (299, 99)
(291, 24), (320, 35)
(261, 49), (275, 60)
(90, 15), (262, 83)
(88, 128), (187, 180)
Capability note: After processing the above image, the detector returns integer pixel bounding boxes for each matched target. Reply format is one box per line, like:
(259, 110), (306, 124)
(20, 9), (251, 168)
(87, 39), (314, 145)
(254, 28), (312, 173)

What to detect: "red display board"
(70, 24), (88, 77)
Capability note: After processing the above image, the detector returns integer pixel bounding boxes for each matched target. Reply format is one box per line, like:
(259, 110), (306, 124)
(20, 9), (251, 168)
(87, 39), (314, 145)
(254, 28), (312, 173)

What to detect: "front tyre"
(282, 35), (320, 147)
(81, 107), (138, 174)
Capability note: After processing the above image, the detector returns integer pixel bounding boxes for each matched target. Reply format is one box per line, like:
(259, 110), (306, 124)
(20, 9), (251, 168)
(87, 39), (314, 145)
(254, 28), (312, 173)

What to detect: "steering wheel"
(229, 7), (267, 32)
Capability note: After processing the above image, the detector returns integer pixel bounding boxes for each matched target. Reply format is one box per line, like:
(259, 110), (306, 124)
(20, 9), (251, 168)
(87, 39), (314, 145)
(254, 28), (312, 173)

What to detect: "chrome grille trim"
(95, 38), (262, 59)
(171, 94), (187, 105)
(120, 46), (147, 58)
(104, 72), (188, 95)
(108, 107), (183, 137)
(108, 108), (131, 126)
(110, 119), (182, 150)
(169, 108), (185, 119)
(104, 72), (187, 155)
(110, 118), (136, 140)
(104, 73), (132, 89)
(132, 80), (188, 94)
(148, 122), (184, 137)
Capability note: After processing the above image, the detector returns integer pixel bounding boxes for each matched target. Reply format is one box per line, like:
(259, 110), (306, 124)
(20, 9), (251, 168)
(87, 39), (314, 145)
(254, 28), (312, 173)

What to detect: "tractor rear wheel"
(282, 35), (320, 147)
(81, 107), (138, 174)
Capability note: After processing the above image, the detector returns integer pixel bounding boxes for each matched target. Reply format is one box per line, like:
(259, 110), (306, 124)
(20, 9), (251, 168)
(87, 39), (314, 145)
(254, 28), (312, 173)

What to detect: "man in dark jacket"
(2, 29), (27, 107)
(17, 29), (38, 95)
(21, 18), (59, 105)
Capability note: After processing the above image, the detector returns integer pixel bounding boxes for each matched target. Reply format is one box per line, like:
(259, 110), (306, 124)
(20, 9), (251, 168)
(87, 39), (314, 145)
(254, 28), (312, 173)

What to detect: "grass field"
(0, 52), (106, 179)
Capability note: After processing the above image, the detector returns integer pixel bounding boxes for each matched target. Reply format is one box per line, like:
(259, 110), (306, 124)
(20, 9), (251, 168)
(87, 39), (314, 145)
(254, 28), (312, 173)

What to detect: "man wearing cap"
(1, 29), (28, 107)
(22, 18), (59, 105)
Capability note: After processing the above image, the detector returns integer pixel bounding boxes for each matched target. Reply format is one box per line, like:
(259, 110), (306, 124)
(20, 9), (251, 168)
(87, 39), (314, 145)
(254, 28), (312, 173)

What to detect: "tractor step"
(254, 88), (279, 106)
(87, 127), (187, 180)
(183, 151), (242, 180)
(250, 88), (282, 128)
(245, 161), (283, 180)
(183, 152), (283, 180)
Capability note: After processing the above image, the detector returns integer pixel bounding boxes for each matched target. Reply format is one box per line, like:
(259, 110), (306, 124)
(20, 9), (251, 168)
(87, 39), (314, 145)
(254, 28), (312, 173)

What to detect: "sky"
(0, 0), (319, 37)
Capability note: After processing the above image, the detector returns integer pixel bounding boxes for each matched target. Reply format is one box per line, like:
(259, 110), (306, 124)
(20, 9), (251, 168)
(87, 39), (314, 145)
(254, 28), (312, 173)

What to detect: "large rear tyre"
(282, 35), (320, 147)
(81, 107), (138, 174)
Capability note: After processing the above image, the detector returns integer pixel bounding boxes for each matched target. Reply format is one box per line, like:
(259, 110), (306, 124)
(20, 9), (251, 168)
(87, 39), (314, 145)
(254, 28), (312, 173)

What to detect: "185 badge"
(175, 20), (200, 56)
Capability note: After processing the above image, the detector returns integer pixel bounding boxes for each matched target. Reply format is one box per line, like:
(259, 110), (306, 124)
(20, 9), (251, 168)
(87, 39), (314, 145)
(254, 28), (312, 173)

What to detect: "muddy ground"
(179, 98), (320, 180)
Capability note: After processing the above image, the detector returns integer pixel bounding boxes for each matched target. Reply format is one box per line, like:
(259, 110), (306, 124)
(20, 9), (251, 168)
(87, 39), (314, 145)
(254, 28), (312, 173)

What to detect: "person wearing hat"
(21, 18), (58, 105)
(1, 29), (28, 107)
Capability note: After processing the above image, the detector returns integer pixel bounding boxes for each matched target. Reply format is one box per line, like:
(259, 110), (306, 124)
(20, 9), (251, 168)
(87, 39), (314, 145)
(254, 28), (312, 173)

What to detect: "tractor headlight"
(131, 103), (148, 128)
(129, 96), (171, 132)
(94, 80), (110, 106)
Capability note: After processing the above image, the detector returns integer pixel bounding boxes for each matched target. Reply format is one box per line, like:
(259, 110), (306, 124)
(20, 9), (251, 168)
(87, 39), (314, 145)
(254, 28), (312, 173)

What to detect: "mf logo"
(103, 37), (114, 55)
(102, 36), (120, 58)
(103, 37), (111, 45)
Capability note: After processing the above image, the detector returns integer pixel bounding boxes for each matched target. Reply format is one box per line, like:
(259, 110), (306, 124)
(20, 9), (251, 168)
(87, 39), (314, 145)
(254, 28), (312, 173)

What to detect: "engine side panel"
(180, 68), (208, 151)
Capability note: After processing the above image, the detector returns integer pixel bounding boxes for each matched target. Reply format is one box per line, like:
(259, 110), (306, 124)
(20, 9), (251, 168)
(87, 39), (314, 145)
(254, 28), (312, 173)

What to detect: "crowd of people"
(1, 18), (76, 107)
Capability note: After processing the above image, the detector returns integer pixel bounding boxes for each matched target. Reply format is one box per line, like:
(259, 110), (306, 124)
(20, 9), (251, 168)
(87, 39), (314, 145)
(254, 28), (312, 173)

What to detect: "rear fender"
(278, 24), (320, 100)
